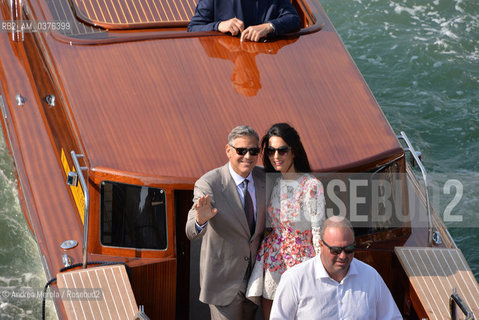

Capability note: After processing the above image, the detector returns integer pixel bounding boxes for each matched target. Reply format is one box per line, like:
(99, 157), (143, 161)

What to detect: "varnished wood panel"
(42, 30), (402, 180)
(71, 0), (197, 28)
(18, 0), (403, 180)
(0, 6), (83, 318)
(396, 247), (479, 320)
(129, 259), (177, 319)
(57, 265), (139, 319)
(22, 27), (88, 222)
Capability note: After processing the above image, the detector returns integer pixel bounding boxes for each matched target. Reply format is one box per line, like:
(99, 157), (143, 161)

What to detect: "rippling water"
(0, 0), (477, 317)
(321, 0), (479, 278)
(0, 136), (55, 319)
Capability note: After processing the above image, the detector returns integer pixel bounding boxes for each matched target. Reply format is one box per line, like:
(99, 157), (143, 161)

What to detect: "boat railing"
(397, 131), (433, 246)
(450, 289), (475, 320)
(9, 0), (24, 41)
(69, 151), (90, 269)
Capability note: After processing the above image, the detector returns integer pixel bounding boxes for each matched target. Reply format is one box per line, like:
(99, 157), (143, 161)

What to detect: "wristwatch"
(269, 22), (275, 33)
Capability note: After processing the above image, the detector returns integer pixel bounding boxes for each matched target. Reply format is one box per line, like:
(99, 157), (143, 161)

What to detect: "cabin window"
(322, 159), (407, 238)
(100, 181), (167, 250)
(346, 166), (404, 237)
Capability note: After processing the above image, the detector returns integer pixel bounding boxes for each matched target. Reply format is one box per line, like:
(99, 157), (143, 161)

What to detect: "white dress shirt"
(270, 256), (402, 320)
(195, 163), (257, 232)
(228, 162), (257, 220)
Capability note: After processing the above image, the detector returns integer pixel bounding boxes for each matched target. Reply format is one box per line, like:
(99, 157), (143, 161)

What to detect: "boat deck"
(57, 265), (139, 319)
(395, 247), (479, 320)
(70, 0), (197, 28)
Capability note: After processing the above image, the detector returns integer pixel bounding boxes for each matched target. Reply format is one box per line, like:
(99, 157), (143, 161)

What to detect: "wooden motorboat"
(0, 0), (477, 319)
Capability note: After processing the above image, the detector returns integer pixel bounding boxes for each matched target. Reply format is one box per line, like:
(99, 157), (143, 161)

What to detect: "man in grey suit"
(186, 125), (266, 320)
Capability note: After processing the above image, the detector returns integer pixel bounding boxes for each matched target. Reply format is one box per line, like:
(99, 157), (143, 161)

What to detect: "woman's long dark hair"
(261, 123), (311, 173)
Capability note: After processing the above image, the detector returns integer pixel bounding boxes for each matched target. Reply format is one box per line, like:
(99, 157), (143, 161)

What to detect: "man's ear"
(225, 144), (231, 158)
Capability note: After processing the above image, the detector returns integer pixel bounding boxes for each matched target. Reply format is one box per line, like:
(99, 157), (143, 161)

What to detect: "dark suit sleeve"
(267, 0), (301, 36)
(187, 0), (220, 32)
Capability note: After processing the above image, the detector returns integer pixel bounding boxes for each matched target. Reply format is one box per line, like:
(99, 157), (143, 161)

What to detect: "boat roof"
(33, 0), (402, 181)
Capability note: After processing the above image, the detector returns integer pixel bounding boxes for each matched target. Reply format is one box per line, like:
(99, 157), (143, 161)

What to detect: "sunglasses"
(322, 240), (356, 255)
(267, 146), (290, 156)
(229, 145), (260, 156)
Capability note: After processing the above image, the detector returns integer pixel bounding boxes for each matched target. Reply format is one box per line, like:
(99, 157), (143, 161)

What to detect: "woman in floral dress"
(247, 123), (325, 319)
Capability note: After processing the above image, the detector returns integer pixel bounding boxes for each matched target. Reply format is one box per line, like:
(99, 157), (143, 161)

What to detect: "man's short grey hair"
(228, 125), (259, 145)
(320, 216), (355, 240)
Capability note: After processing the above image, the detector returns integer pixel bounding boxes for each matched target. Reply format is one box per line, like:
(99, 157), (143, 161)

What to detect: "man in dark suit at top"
(186, 125), (266, 319)
(187, 0), (301, 42)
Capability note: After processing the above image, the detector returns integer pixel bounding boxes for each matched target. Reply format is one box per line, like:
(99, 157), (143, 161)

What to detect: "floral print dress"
(246, 174), (325, 301)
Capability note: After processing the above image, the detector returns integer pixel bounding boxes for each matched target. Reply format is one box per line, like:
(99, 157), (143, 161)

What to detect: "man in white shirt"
(270, 216), (402, 320)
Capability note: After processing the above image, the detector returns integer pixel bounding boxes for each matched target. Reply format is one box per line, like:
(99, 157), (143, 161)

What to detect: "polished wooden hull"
(1, 0), (477, 319)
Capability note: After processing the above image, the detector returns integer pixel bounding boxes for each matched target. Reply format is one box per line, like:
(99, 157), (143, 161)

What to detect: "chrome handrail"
(450, 289), (475, 320)
(0, 95), (7, 119)
(397, 131), (433, 246)
(70, 151), (90, 269)
(10, 0), (24, 42)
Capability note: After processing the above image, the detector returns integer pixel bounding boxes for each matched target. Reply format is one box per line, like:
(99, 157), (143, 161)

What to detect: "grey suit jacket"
(186, 163), (266, 306)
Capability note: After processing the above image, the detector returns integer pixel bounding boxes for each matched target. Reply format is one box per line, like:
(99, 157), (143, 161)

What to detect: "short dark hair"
(261, 123), (311, 173)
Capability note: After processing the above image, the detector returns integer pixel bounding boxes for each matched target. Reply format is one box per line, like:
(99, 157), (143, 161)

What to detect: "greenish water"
(0, 135), (55, 318)
(321, 0), (478, 279)
(0, 0), (477, 317)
